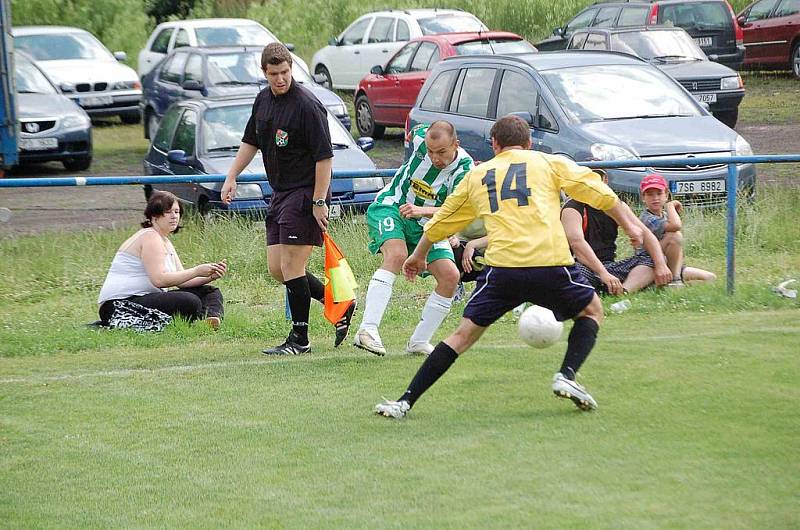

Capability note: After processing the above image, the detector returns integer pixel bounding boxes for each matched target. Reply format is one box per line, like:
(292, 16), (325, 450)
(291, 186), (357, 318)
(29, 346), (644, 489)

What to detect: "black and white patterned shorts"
(575, 253), (655, 292)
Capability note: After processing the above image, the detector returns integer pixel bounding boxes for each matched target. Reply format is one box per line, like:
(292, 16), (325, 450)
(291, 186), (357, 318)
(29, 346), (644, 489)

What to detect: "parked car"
(15, 52), (92, 170)
(143, 97), (379, 216)
(354, 31), (536, 138)
(737, 0), (800, 77)
(312, 9), (487, 90)
(137, 18), (307, 77)
(536, 0), (746, 70)
(13, 26), (142, 123)
(140, 46), (350, 140)
(567, 26), (744, 127)
(407, 52), (755, 207)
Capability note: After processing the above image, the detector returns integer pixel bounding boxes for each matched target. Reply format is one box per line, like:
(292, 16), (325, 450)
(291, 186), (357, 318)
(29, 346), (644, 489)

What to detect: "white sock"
(409, 291), (453, 345)
(359, 269), (395, 332)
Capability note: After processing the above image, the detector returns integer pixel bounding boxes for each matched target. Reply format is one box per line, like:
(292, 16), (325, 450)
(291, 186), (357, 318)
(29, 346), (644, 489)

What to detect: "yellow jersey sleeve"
(423, 171), (478, 243)
(546, 156), (618, 212)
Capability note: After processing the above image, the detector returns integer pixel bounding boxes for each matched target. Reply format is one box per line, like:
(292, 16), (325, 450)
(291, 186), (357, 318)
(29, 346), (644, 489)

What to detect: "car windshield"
(195, 25), (276, 46)
(455, 38), (536, 55)
(659, 2), (730, 31)
(611, 31), (706, 61)
(418, 15), (486, 35)
(15, 32), (113, 61)
(16, 59), (57, 94)
(541, 64), (701, 123)
(207, 51), (311, 86)
(203, 104), (350, 152)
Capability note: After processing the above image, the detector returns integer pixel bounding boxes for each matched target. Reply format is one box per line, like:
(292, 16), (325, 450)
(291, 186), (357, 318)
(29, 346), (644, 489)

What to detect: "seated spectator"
(561, 195), (671, 295)
(97, 191), (226, 330)
(639, 174), (716, 285)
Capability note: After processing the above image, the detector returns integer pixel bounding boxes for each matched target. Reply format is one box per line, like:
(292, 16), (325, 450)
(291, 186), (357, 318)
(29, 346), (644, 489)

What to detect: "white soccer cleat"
(354, 328), (386, 356)
(375, 399), (410, 419)
(405, 341), (434, 356)
(552, 372), (598, 411)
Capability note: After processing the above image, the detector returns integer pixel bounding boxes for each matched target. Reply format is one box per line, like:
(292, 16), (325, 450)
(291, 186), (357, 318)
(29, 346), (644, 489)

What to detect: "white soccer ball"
(518, 305), (563, 349)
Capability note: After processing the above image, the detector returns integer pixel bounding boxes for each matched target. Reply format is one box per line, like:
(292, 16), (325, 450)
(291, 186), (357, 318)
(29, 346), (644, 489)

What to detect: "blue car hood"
(18, 93), (85, 119)
(578, 115), (738, 157)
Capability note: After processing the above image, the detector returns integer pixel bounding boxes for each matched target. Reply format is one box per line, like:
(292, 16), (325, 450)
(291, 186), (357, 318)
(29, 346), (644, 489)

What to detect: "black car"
(536, 0), (746, 70)
(567, 26), (744, 127)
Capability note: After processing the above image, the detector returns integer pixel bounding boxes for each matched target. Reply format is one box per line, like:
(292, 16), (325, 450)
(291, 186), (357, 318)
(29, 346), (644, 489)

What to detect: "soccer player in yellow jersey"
(375, 115), (648, 418)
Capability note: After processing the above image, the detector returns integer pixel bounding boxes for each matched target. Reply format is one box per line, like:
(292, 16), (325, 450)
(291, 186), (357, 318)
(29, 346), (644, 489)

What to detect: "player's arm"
(561, 208), (623, 295)
(639, 220), (672, 286)
(399, 204), (438, 219)
(221, 143), (258, 204)
(664, 200), (683, 232)
(607, 203), (671, 286)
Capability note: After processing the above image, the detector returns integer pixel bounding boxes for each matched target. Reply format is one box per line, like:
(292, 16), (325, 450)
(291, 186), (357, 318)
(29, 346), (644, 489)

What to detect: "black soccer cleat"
(262, 332), (311, 356)
(334, 300), (357, 348)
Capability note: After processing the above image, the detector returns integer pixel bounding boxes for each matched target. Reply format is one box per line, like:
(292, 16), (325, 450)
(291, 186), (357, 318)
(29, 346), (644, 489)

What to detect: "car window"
(396, 20), (410, 41)
(184, 54), (203, 82)
(417, 15), (486, 35)
(410, 42), (437, 72)
(617, 6), (649, 27)
(775, 0), (800, 16)
(454, 68), (496, 117)
(420, 69), (458, 110)
(386, 43), (417, 74)
(151, 28), (174, 54)
(584, 34), (608, 50)
(612, 30), (706, 60)
(496, 70), (538, 118)
(568, 33), (589, 49)
(368, 17), (395, 44)
(538, 103), (557, 131)
(16, 58), (57, 94)
(592, 7), (620, 27)
(565, 9), (597, 33)
(427, 47), (441, 69)
(153, 106), (184, 152)
(196, 25), (275, 46)
(342, 18), (371, 45)
(174, 29), (191, 49)
(160, 52), (189, 83)
(454, 38), (537, 55)
(744, 0), (780, 20)
(207, 52), (262, 85)
(203, 105), (252, 151)
(660, 2), (730, 30)
(15, 32), (113, 61)
(171, 109), (197, 155)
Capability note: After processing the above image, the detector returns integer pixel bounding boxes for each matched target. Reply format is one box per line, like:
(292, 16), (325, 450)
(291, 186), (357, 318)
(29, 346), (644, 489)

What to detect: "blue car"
(407, 51), (756, 207)
(140, 46), (350, 140)
(143, 97), (379, 217)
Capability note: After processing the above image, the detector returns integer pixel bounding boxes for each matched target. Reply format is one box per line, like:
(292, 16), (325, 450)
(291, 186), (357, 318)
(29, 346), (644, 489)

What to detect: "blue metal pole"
(726, 162), (738, 295)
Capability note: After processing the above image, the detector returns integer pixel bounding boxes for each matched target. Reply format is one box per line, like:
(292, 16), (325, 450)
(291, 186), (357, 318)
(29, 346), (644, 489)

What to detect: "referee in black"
(222, 43), (353, 354)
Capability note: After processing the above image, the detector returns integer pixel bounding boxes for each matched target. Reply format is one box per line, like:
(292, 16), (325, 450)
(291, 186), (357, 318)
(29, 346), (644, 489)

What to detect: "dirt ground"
(1, 122), (796, 237)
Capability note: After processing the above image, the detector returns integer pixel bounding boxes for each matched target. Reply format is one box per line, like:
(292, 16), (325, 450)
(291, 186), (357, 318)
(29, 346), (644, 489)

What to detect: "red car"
(354, 32), (536, 138)
(737, 0), (800, 77)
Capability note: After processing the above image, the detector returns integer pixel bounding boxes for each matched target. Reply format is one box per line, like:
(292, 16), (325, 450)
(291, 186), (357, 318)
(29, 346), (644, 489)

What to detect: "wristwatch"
(312, 198), (327, 207)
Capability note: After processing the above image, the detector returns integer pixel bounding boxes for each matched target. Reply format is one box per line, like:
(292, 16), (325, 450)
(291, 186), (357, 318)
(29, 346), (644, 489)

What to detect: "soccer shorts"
(266, 186), (328, 247)
(575, 253), (656, 293)
(365, 202), (454, 264)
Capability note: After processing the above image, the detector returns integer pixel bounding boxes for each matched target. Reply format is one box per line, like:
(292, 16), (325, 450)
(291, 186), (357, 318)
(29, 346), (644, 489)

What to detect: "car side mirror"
(167, 149), (190, 165)
(113, 51), (127, 62)
(370, 65), (384, 75)
(312, 73), (327, 84)
(511, 111), (537, 128)
(181, 79), (203, 91)
(357, 137), (375, 152)
(553, 27), (564, 37)
(284, 42), (296, 51)
(699, 101), (710, 112)
(328, 36), (340, 46)
(736, 15), (750, 27)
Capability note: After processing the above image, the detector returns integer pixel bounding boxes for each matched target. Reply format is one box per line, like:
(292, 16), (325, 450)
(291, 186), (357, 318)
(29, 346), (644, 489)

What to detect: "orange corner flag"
(323, 232), (358, 325)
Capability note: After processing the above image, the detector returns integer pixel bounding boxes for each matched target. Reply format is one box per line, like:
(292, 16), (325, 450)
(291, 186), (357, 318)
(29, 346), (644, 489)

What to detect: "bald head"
(426, 120), (457, 143)
(424, 121), (460, 169)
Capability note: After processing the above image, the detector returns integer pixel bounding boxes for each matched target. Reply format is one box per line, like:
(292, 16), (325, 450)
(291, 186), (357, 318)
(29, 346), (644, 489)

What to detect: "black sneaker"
(334, 300), (357, 348)
(262, 332), (311, 355)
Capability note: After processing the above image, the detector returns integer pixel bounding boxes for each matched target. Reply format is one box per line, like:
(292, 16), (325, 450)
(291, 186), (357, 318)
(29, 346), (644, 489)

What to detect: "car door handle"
(354, 50), (360, 54)
(382, 49), (389, 53)
(395, 81), (400, 86)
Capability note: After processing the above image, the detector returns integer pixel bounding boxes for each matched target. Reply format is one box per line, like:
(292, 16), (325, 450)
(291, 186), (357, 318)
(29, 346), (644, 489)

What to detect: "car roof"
(167, 45), (263, 55)
(573, 25), (687, 35)
(366, 8), (472, 17)
(444, 50), (647, 71)
(414, 31), (524, 45)
(156, 18), (264, 28)
(12, 26), (91, 36)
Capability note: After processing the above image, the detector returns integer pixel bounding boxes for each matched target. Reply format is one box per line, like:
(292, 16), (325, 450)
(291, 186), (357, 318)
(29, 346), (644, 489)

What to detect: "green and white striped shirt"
(375, 125), (474, 212)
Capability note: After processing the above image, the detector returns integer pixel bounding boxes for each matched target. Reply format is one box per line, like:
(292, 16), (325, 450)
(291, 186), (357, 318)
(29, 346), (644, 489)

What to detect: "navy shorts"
(265, 186), (328, 247)
(463, 264), (596, 327)
(575, 253), (656, 293)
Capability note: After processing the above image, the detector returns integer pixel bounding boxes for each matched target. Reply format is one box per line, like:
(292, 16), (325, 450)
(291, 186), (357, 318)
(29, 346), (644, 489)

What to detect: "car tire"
(791, 41), (800, 79)
(62, 156), (92, 171)
(145, 109), (159, 140)
(714, 109), (738, 129)
(121, 111), (141, 125)
(355, 94), (385, 139)
(315, 65), (333, 90)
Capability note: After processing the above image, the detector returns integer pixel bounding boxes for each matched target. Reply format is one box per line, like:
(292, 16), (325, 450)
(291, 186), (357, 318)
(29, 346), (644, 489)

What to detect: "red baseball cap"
(640, 173), (668, 193)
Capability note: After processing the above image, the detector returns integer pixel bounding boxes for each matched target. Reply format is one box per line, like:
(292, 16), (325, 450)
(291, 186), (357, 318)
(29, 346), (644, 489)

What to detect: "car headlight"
(590, 143), (643, 170)
(112, 80), (142, 91)
(734, 134), (753, 156)
(721, 75), (742, 90)
(234, 183), (264, 199)
(62, 113), (91, 129)
(353, 176), (384, 192)
(327, 104), (347, 116)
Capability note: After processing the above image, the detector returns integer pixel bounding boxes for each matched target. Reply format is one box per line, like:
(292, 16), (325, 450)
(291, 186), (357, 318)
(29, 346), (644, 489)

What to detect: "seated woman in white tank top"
(98, 191), (227, 329)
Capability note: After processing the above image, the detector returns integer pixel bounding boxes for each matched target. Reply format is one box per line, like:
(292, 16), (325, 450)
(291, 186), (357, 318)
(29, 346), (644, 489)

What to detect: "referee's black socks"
(284, 276), (311, 345)
(559, 317), (599, 380)
(305, 270), (324, 302)
(399, 341), (459, 407)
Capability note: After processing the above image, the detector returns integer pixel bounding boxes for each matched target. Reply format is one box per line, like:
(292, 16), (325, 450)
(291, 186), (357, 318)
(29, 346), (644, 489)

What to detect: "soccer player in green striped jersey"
(354, 121), (474, 356)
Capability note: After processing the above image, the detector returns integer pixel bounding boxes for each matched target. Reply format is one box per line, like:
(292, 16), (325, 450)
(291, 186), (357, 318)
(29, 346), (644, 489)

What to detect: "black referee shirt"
(241, 81), (333, 191)
(562, 199), (618, 263)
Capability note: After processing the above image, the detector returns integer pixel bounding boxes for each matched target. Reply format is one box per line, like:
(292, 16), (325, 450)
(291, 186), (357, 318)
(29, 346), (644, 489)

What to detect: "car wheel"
(714, 109), (738, 129)
(315, 65), (333, 89)
(355, 94), (385, 139)
(146, 111), (160, 141)
(120, 111), (141, 125)
(62, 156), (92, 171)
(792, 41), (800, 79)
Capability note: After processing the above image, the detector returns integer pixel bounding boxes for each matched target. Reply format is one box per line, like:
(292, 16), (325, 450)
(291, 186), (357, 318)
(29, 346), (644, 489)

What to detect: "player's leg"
(661, 231), (684, 282)
(407, 256), (460, 355)
(682, 266), (717, 283)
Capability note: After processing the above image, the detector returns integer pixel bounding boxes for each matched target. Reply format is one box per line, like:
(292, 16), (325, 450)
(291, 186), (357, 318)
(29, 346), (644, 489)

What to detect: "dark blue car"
(407, 51), (756, 207)
(140, 46), (350, 140)
(143, 97), (380, 217)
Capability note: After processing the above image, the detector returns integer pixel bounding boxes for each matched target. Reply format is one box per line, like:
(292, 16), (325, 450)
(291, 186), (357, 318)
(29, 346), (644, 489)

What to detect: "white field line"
(1, 325), (797, 385)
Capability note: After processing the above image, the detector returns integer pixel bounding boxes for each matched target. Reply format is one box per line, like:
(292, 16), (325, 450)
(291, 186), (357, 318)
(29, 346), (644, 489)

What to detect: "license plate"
(19, 137), (58, 151)
(670, 179), (726, 195)
(694, 37), (713, 47)
(329, 204), (342, 218)
(79, 95), (113, 107)
(693, 93), (717, 103)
